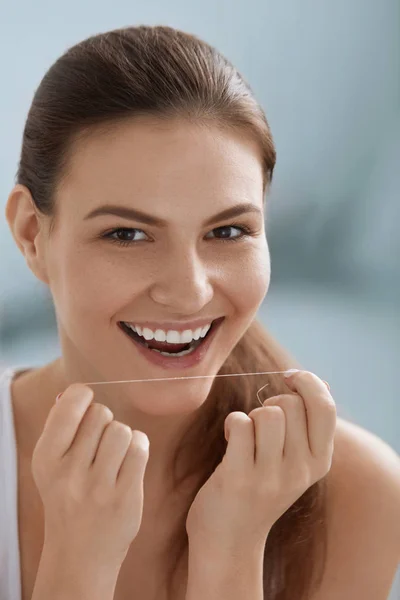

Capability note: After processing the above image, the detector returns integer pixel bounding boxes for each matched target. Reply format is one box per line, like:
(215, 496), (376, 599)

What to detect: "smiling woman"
(4, 23), (398, 600)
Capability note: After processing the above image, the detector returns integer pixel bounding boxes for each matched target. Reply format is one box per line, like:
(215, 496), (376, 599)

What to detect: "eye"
(101, 223), (257, 248)
(205, 224), (254, 242)
(102, 228), (147, 247)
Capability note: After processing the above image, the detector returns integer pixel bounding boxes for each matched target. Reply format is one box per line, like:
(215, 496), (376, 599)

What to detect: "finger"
(117, 431), (150, 492)
(283, 371), (337, 458)
(260, 393), (308, 461)
(67, 403), (114, 469)
(92, 421), (133, 485)
(248, 405), (286, 467)
(38, 383), (94, 459)
(224, 412), (255, 473)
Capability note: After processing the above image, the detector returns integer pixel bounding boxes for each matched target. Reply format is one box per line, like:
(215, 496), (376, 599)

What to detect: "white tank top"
(0, 365), (31, 600)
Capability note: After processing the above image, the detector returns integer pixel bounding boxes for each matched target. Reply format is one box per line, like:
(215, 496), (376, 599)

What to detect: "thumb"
(224, 411), (247, 443)
(224, 413), (235, 443)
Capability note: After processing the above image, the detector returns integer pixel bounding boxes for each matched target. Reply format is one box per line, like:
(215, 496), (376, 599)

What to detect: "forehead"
(63, 117), (264, 203)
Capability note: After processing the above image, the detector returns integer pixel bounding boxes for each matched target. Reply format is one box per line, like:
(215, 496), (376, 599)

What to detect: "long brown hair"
(16, 25), (330, 599)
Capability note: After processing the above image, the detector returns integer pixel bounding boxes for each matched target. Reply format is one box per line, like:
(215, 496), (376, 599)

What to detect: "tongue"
(145, 339), (191, 352)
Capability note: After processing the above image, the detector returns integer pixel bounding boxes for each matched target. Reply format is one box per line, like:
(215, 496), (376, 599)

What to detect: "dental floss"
(83, 370), (291, 407)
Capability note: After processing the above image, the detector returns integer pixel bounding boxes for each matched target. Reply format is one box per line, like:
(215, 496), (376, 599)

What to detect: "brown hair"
(16, 25), (329, 599)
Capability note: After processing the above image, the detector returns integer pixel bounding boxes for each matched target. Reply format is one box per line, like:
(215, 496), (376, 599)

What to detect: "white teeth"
(154, 329), (167, 342)
(142, 327), (154, 341)
(200, 324), (211, 338)
(192, 327), (202, 341)
(151, 344), (198, 357)
(124, 321), (213, 344)
(166, 330), (182, 344)
(179, 330), (195, 344)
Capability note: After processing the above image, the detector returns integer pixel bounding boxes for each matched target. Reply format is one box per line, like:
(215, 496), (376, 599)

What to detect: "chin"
(125, 379), (214, 416)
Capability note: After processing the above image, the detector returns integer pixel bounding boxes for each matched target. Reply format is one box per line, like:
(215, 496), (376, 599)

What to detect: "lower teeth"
(145, 340), (200, 357)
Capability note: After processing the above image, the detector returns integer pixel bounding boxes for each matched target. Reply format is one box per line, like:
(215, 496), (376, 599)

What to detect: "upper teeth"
(123, 322), (213, 344)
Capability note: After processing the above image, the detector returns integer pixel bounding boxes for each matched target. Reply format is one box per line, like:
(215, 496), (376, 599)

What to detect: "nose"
(149, 247), (214, 311)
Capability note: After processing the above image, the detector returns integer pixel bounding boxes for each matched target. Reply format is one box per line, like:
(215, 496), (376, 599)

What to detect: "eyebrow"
(83, 202), (263, 227)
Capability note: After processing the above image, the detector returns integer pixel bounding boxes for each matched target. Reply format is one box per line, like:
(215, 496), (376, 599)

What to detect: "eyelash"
(101, 223), (257, 248)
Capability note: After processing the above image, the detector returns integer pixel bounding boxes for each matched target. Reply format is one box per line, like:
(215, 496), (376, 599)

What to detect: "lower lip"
(119, 319), (224, 370)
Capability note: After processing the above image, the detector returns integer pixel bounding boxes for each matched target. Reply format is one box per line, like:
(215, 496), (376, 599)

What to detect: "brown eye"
(101, 223), (256, 248)
(206, 224), (255, 242)
(102, 228), (147, 246)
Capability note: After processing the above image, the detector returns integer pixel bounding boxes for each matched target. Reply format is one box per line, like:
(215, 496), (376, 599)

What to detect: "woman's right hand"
(31, 382), (150, 568)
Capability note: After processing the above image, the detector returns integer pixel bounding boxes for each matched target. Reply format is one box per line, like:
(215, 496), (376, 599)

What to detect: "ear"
(5, 184), (50, 285)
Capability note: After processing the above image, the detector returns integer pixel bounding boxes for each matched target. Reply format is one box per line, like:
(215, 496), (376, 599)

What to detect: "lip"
(118, 317), (224, 370)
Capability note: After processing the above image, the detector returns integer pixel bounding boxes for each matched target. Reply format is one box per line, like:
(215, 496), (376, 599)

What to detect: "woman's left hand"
(185, 370), (336, 550)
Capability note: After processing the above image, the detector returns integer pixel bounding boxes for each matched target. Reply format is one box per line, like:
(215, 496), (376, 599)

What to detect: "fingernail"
(323, 380), (331, 391)
(55, 393), (63, 403)
(284, 369), (300, 378)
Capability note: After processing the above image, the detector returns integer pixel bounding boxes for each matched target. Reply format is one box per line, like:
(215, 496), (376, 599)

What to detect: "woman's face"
(42, 118), (271, 412)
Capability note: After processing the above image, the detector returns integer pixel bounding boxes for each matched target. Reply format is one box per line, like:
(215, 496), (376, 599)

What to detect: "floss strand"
(83, 370), (290, 407)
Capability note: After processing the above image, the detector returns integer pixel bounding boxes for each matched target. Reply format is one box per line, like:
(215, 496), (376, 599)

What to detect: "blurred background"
(0, 1), (399, 596)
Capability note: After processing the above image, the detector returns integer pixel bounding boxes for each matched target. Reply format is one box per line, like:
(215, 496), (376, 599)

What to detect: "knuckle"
(69, 406), (88, 422)
(226, 412), (251, 430)
(281, 393), (298, 401)
(291, 370), (308, 381)
(296, 371), (320, 387)
(108, 420), (132, 438)
(303, 371), (317, 382)
(229, 411), (250, 423)
(281, 394), (301, 406)
(324, 398), (337, 413)
(66, 382), (93, 399)
(68, 403), (90, 423)
(129, 443), (149, 460)
(264, 394), (298, 408)
(248, 406), (264, 418)
(89, 402), (114, 422)
(130, 430), (149, 450)
(264, 405), (285, 419)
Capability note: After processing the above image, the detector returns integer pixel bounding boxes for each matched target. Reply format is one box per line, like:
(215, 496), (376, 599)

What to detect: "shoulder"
(312, 417), (400, 599)
(327, 418), (400, 547)
(330, 417), (400, 504)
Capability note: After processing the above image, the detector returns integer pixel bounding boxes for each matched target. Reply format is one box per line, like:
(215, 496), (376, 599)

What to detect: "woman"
(2, 25), (399, 600)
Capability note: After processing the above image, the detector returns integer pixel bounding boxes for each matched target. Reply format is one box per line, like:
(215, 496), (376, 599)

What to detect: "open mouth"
(119, 317), (224, 357)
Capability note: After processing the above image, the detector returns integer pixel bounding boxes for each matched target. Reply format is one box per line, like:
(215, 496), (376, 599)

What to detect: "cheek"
(54, 249), (140, 325)
(229, 246), (271, 310)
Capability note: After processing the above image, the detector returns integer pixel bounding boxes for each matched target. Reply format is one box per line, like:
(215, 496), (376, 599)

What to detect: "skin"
(5, 116), (271, 501)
